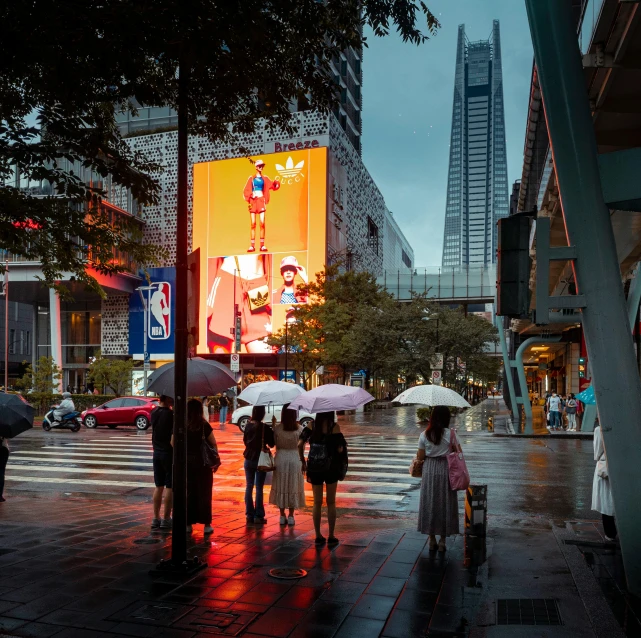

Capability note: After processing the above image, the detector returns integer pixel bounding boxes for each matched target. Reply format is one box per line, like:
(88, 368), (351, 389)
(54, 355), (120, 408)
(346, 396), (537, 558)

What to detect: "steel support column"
(526, 0), (641, 594)
(513, 336), (562, 421)
(495, 316), (518, 421)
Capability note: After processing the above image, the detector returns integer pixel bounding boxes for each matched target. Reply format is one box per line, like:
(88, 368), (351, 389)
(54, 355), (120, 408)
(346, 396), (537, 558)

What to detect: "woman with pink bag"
(415, 406), (460, 552)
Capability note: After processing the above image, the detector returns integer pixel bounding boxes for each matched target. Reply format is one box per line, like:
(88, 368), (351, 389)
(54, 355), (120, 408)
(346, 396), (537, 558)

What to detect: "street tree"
(87, 351), (135, 396)
(1, 1), (439, 294)
(15, 355), (61, 394)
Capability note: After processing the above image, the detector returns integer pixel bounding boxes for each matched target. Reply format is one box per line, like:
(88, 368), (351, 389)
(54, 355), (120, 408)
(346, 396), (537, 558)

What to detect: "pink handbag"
(447, 429), (470, 491)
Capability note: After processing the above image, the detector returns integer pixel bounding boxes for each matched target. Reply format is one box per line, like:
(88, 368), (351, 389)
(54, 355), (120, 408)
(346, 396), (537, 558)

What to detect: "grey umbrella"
(0, 393), (35, 438)
(147, 357), (236, 398)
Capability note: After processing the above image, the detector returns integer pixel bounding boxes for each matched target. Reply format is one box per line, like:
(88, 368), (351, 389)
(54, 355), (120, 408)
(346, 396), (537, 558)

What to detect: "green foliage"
(0, 0), (439, 294)
(87, 352), (135, 396)
(416, 407), (432, 422)
(15, 356), (61, 394)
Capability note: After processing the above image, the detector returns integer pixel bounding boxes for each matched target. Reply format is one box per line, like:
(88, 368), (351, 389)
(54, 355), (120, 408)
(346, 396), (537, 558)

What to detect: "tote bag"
(257, 423), (275, 472)
(447, 429), (470, 491)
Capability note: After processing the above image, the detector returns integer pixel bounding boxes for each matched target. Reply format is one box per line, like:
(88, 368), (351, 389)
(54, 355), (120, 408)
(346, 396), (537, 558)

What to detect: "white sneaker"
(204, 525), (213, 534)
(279, 515), (287, 525)
(288, 516), (295, 526)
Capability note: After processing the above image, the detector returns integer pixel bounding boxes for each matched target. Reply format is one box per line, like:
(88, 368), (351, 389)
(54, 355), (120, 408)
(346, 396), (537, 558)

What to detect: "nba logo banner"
(147, 282), (171, 340)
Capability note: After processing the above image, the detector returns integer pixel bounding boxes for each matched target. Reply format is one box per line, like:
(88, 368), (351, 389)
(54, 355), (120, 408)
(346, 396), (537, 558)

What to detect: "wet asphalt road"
(1, 400), (596, 524)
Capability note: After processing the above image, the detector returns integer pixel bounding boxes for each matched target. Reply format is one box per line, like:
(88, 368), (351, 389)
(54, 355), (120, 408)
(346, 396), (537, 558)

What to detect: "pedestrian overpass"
(377, 266), (495, 306)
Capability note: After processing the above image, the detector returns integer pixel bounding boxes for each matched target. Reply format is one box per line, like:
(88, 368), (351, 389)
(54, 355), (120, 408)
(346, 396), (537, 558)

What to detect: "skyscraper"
(441, 20), (509, 268)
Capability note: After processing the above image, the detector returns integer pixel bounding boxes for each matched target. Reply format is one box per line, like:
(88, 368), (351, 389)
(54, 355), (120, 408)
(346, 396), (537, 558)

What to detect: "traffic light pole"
(526, 0), (641, 595)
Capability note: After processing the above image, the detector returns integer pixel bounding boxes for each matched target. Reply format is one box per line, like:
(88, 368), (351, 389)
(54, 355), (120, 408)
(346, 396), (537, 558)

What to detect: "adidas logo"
(276, 157), (305, 179)
(252, 291), (269, 308)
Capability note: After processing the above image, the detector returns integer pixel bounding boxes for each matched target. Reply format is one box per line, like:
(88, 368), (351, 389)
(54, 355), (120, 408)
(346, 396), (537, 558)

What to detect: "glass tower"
(441, 20), (509, 268)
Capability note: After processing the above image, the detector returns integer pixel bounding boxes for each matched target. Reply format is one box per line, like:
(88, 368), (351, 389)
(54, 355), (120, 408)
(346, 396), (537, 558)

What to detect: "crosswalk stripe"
(13, 451), (154, 460)
(8, 456), (153, 467)
(5, 476), (405, 500)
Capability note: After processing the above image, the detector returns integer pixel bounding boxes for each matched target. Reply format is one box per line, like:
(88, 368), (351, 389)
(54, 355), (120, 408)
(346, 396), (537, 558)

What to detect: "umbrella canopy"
(288, 384), (373, 413)
(576, 385), (596, 405)
(147, 358), (236, 398)
(238, 380), (304, 406)
(0, 393), (35, 438)
(393, 385), (471, 409)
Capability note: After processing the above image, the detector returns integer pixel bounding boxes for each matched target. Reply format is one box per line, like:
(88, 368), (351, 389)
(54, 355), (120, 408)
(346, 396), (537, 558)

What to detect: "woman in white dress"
(591, 421), (617, 541)
(269, 404), (306, 526)
(416, 406), (459, 552)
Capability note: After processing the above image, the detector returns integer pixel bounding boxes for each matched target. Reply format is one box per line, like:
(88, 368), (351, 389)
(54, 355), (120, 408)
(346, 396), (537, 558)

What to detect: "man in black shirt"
(151, 395), (174, 530)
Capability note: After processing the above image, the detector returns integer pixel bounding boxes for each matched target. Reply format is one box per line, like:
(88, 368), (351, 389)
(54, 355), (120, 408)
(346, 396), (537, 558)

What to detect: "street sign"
(432, 353), (444, 370)
(431, 370), (442, 385)
(143, 351), (150, 371)
(144, 352), (150, 363)
(235, 315), (242, 353)
(230, 353), (240, 372)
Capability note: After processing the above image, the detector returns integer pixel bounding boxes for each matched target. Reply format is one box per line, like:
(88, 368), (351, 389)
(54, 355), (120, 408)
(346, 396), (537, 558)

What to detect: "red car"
(82, 396), (159, 430)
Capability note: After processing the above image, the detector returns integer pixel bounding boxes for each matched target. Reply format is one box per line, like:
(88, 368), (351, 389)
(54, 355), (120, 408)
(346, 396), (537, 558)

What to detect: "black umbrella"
(147, 357), (236, 398)
(0, 393), (35, 438)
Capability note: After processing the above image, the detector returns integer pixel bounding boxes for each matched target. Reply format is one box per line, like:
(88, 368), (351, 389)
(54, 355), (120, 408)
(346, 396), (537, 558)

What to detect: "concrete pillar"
(49, 288), (63, 394)
(526, 0), (641, 594)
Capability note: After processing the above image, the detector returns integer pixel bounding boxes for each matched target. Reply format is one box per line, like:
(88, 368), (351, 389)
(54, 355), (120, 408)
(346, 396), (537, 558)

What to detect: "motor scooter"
(42, 407), (82, 432)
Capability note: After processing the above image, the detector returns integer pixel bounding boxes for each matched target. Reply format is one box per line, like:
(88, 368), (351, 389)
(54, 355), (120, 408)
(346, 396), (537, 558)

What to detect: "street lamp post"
(136, 285), (154, 396)
(3, 257), (7, 392)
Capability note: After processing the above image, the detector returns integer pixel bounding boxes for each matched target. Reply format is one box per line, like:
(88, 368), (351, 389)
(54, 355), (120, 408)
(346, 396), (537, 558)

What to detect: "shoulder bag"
(409, 457), (424, 478)
(446, 429), (470, 491)
(201, 424), (221, 472)
(257, 423), (275, 472)
(596, 452), (608, 479)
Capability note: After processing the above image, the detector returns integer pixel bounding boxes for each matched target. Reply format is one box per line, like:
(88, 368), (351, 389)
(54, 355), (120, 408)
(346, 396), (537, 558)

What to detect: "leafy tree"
(1, 0), (438, 294)
(15, 355), (61, 394)
(88, 351), (135, 396)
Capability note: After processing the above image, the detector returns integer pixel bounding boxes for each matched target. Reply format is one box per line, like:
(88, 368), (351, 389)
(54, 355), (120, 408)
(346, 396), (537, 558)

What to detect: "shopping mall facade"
(5, 112), (415, 391)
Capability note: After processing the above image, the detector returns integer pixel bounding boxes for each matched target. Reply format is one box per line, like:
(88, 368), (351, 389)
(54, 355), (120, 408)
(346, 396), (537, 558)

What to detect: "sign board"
(279, 370), (296, 382)
(431, 370), (442, 385)
(143, 361), (150, 371)
(432, 353), (444, 370)
(230, 353), (240, 372)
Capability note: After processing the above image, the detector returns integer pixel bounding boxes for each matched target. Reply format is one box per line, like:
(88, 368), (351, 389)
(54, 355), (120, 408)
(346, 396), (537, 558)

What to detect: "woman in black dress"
(186, 398), (217, 535)
(298, 411), (347, 545)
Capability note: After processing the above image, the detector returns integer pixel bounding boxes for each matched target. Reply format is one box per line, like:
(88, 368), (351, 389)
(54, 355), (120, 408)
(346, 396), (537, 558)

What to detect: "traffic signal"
(578, 357), (586, 378)
(496, 215), (532, 317)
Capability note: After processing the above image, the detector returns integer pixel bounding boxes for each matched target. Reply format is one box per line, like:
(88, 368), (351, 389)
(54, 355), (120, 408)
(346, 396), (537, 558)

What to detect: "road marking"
(13, 450), (154, 459)
(37, 447), (154, 456)
(8, 457), (153, 467)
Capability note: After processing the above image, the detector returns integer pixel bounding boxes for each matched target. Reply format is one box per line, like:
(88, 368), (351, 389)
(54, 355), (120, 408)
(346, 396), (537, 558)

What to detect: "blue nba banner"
(129, 267), (176, 358)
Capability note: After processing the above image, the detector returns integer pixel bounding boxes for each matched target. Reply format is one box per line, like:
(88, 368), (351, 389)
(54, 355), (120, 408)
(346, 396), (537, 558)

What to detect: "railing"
(378, 266), (496, 301)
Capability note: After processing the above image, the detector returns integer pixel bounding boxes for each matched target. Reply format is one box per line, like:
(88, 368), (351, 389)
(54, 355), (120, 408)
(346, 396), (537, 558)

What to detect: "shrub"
(416, 407), (432, 422)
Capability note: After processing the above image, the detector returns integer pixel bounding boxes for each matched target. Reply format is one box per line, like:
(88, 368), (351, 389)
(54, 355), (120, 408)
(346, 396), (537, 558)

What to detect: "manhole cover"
(268, 568), (308, 580)
(134, 537), (162, 544)
(174, 608), (258, 635)
(109, 601), (192, 626)
(496, 599), (562, 626)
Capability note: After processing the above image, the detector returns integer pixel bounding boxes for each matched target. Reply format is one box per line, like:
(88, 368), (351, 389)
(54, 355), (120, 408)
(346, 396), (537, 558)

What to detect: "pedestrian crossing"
(6, 430), (422, 510)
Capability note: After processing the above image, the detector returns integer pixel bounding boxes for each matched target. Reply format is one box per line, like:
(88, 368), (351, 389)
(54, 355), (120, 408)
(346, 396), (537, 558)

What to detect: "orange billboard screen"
(193, 148), (327, 354)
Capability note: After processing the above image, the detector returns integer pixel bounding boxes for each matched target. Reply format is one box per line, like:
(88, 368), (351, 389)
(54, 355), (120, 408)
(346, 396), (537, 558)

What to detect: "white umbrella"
(288, 384), (374, 413)
(393, 385), (471, 408)
(238, 380), (305, 406)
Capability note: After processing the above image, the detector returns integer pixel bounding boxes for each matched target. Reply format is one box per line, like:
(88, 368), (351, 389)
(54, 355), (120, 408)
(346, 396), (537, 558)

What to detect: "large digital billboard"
(193, 148), (327, 354)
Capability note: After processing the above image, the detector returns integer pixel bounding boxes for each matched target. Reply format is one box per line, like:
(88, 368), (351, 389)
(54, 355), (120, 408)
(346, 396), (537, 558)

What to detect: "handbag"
(201, 425), (221, 472)
(446, 429), (470, 491)
(257, 423), (275, 472)
(409, 457), (424, 478)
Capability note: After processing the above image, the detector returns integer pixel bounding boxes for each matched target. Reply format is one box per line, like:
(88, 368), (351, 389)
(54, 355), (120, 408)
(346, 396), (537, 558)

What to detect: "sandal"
(314, 536), (326, 545)
(327, 536), (339, 546)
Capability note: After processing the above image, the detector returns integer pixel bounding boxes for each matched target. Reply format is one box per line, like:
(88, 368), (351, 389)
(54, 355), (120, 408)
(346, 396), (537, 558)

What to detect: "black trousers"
(602, 514), (617, 539)
(0, 446), (8, 498)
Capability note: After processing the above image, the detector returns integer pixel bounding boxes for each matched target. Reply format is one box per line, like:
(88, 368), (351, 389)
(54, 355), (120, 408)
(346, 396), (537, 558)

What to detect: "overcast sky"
(362, 0), (533, 268)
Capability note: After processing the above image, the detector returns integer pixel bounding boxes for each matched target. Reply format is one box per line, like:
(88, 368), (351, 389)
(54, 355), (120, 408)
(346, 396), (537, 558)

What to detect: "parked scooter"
(42, 407), (82, 432)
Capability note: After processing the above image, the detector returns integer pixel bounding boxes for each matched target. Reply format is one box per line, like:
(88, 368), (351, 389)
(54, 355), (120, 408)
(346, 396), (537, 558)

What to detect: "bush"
(416, 407), (432, 422)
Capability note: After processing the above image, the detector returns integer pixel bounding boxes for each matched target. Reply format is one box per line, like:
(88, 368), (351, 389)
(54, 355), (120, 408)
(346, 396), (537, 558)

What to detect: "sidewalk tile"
(10, 621), (63, 637)
(366, 576), (406, 598)
(4, 594), (76, 621)
(350, 593), (396, 621)
(273, 586), (326, 610)
(382, 608), (431, 638)
(246, 607), (307, 637)
(320, 580), (367, 604)
(389, 549), (422, 564)
(377, 561), (414, 579)
(0, 616), (27, 632)
(298, 600), (352, 628)
(393, 588), (437, 612)
(334, 616), (385, 638)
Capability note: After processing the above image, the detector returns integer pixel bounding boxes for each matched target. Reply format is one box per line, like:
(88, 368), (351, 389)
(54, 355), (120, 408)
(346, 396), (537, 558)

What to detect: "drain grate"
(108, 601), (192, 626)
(173, 608), (258, 635)
(496, 599), (562, 625)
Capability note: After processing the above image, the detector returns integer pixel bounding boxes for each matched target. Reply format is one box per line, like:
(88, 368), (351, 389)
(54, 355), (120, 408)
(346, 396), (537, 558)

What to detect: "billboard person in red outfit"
(243, 159), (280, 253)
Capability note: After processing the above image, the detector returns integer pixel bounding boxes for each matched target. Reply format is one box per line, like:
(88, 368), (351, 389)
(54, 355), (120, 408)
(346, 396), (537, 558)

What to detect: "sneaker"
(247, 245), (256, 253)
(160, 518), (172, 529)
(151, 518), (161, 529)
(260, 245), (268, 252)
(186, 524), (193, 533)
(254, 517), (267, 524)
(279, 516), (287, 526)
(204, 525), (214, 534)
(287, 516), (295, 526)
